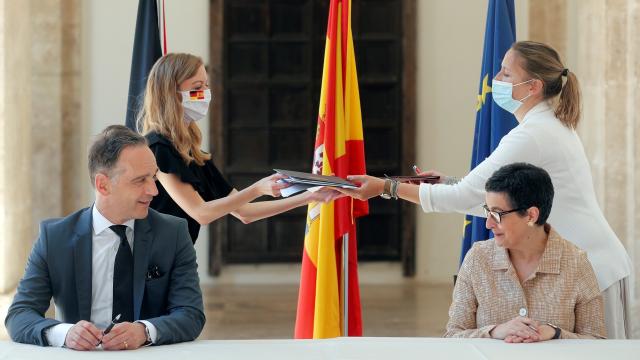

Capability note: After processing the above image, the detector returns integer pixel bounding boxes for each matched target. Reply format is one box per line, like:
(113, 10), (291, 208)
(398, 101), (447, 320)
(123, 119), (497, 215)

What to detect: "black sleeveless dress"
(146, 132), (233, 243)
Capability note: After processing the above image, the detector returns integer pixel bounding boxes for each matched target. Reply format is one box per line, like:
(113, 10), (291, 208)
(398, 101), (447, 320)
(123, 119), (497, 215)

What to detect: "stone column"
(31, 0), (64, 228)
(528, 0), (567, 58)
(0, 0), (33, 293)
(530, 0), (640, 338)
(61, 0), (89, 214)
(31, 0), (88, 222)
(0, 0), (34, 339)
(0, 0), (84, 340)
(573, 0), (640, 339)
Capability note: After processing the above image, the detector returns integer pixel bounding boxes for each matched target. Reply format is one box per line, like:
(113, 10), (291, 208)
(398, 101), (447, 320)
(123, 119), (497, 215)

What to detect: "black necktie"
(111, 225), (134, 322)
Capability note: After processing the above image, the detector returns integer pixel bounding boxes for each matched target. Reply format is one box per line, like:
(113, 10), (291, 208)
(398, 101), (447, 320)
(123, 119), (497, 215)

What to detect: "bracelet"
(547, 323), (561, 339)
(390, 179), (399, 200)
(380, 179), (393, 199)
(443, 176), (461, 185)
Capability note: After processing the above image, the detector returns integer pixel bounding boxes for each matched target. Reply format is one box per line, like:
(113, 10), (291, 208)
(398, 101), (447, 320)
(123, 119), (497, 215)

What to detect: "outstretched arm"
(156, 171), (288, 225)
(335, 175), (422, 205)
(231, 188), (341, 224)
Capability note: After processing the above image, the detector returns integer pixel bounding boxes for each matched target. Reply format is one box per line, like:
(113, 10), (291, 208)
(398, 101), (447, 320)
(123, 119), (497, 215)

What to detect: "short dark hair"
(88, 125), (147, 186)
(485, 163), (554, 225)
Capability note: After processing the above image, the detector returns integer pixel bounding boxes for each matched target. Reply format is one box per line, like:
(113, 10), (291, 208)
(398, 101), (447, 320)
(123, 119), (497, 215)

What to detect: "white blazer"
(419, 101), (632, 291)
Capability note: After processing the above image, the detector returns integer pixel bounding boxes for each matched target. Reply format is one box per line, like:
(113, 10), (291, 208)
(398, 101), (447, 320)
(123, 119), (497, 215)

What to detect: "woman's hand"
(254, 174), (290, 197)
(534, 324), (557, 341)
(306, 188), (345, 203)
(417, 169), (447, 184)
(490, 317), (541, 342)
(504, 325), (555, 343)
(334, 175), (385, 201)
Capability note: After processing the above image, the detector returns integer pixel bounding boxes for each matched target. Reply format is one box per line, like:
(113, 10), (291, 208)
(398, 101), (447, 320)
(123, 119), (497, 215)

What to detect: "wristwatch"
(380, 179), (393, 199)
(547, 323), (561, 340)
(140, 322), (152, 346)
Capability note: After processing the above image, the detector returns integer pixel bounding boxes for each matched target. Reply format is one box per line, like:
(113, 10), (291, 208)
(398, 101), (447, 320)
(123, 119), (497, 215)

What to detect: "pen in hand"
(97, 313), (121, 345)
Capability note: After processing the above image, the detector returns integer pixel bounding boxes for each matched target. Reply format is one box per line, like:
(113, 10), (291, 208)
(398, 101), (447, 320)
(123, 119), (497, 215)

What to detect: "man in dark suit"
(5, 125), (205, 350)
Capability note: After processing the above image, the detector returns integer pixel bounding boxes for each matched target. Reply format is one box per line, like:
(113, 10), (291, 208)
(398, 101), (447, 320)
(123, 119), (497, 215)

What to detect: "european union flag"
(460, 0), (517, 264)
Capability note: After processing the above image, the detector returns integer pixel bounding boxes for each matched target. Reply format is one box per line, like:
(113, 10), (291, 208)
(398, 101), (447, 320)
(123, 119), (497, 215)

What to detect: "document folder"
(274, 169), (358, 189)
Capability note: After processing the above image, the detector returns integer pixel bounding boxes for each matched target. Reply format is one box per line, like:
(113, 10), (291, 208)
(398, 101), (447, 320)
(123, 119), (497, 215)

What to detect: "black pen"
(97, 313), (121, 345)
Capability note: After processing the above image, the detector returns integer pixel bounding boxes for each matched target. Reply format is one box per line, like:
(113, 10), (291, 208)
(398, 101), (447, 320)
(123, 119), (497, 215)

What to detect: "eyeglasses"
(482, 204), (526, 224)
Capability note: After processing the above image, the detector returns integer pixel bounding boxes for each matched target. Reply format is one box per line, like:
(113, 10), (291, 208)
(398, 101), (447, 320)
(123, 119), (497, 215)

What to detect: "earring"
(527, 221), (534, 227)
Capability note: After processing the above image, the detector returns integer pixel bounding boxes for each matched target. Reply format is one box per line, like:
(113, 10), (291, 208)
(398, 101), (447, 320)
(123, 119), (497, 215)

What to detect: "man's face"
(104, 145), (159, 222)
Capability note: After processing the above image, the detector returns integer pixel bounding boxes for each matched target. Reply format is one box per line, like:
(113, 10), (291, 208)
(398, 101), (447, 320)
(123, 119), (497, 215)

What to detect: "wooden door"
(209, 0), (417, 275)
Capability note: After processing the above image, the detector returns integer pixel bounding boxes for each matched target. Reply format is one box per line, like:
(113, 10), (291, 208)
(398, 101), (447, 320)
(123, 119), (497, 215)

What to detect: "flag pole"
(342, 232), (349, 336)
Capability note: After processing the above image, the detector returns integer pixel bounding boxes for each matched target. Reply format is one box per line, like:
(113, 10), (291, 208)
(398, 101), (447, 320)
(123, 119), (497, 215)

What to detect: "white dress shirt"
(419, 101), (632, 291)
(45, 205), (157, 347)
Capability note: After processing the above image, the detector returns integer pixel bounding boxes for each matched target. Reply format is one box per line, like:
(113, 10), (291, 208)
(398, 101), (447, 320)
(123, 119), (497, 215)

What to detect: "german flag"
(188, 90), (205, 100)
(294, 0), (368, 339)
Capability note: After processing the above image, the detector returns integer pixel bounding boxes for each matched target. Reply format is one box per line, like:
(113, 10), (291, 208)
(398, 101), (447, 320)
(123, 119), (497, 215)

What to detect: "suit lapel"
(133, 216), (152, 320)
(73, 208), (93, 321)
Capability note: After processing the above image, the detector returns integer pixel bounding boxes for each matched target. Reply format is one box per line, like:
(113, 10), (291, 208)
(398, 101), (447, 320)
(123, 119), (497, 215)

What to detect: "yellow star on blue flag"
(461, 0), (518, 265)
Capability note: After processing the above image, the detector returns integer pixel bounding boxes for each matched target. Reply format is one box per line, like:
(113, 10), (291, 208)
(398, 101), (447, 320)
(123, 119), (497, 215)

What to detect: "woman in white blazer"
(339, 41), (632, 339)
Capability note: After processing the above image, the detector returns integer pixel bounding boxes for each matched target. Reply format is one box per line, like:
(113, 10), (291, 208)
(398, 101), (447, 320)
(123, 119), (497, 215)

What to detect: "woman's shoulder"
(456, 240), (497, 282)
(145, 131), (174, 148)
(549, 227), (582, 252)
(521, 102), (573, 134)
(498, 107), (568, 156)
(463, 240), (496, 266)
(145, 131), (190, 169)
(548, 228), (600, 298)
(548, 228), (592, 268)
(470, 239), (495, 252)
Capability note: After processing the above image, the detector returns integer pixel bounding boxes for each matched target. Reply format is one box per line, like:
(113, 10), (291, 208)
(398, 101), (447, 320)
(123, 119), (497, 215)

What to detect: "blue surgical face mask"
(492, 79), (534, 114)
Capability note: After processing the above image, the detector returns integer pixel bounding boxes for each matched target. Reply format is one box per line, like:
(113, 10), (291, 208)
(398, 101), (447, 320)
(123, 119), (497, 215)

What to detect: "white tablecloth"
(1, 337), (639, 360)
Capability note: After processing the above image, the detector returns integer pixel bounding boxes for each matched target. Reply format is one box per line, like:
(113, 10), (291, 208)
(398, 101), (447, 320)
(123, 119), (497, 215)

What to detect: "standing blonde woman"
(139, 53), (335, 243)
(338, 41), (632, 338)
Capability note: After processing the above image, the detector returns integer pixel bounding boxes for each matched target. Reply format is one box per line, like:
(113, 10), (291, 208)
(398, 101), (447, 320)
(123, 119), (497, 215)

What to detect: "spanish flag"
(294, 0), (368, 339)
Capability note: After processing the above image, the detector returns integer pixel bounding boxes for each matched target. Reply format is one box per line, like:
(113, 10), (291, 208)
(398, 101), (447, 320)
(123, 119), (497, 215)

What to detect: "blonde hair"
(511, 41), (581, 129)
(138, 53), (211, 165)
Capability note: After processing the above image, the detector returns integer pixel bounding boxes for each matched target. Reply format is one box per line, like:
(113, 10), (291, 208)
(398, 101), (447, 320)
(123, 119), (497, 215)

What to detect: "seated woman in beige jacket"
(445, 163), (605, 342)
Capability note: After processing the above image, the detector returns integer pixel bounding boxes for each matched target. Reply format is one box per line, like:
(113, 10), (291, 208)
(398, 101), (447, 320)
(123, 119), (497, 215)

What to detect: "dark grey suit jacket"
(5, 207), (205, 346)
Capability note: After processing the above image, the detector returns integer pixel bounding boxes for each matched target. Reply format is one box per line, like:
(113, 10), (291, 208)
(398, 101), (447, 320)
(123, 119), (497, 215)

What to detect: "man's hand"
(101, 322), (147, 351)
(64, 320), (102, 351)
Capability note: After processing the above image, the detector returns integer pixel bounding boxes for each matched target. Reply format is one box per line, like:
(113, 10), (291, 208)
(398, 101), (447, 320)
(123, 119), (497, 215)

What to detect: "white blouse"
(419, 101), (632, 291)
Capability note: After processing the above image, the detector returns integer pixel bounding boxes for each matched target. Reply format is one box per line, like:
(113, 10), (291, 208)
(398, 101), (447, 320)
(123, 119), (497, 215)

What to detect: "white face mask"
(179, 89), (212, 122)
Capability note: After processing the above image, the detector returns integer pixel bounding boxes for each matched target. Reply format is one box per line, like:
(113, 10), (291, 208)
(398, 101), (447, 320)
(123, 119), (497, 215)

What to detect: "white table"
(1, 337), (639, 360)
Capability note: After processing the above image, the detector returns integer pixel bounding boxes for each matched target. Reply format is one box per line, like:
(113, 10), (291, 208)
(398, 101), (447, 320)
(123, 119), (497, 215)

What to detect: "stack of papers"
(274, 169), (358, 197)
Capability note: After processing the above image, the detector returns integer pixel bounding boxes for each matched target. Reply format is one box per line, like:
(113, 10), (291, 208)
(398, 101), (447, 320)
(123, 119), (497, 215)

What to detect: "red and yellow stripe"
(188, 90), (205, 100)
(295, 0), (368, 339)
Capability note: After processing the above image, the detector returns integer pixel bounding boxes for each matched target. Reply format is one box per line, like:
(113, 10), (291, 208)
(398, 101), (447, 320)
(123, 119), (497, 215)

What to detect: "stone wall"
(530, 0), (640, 339)
(0, 0), (85, 340)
